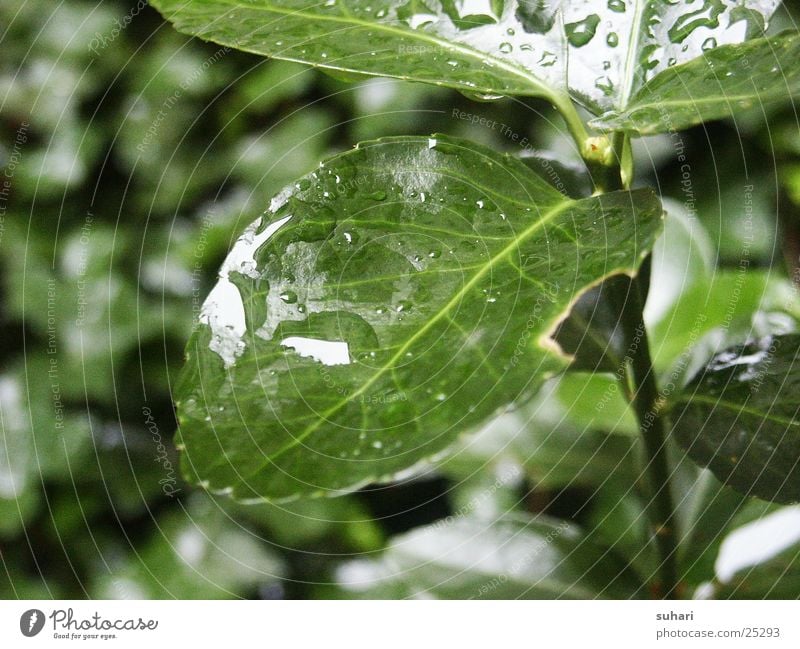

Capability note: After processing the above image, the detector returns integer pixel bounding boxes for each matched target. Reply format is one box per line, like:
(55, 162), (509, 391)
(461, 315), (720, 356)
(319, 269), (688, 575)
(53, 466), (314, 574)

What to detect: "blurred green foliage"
(1, 0), (799, 599)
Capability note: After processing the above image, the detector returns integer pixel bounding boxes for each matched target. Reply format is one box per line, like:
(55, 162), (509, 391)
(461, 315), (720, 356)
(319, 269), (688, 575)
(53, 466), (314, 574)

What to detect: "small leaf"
(150, 0), (779, 116)
(335, 513), (645, 598)
(592, 32), (800, 134)
(672, 335), (800, 504)
(175, 134), (663, 501)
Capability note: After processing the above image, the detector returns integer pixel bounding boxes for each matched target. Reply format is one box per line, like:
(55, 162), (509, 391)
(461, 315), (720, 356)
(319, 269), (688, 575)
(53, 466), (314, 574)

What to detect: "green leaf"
(677, 470), (747, 587)
(90, 495), (284, 599)
(175, 134), (663, 501)
(335, 513), (645, 598)
(672, 335), (800, 504)
(714, 505), (800, 599)
(150, 0), (779, 116)
(592, 31), (800, 134)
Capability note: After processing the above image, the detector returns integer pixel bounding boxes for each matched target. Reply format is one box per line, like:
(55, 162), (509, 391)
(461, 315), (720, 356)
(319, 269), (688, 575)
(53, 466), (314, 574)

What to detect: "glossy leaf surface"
(593, 32), (800, 134)
(336, 513), (645, 598)
(672, 335), (800, 504)
(175, 135), (662, 501)
(150, 0), (780, 115)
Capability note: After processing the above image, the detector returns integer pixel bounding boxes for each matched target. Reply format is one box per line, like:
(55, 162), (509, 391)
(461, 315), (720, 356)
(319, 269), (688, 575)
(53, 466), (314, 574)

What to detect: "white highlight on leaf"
(715, 506), (800, 583)
(201, 214), (292, 367)
(280, 337), (351, 366)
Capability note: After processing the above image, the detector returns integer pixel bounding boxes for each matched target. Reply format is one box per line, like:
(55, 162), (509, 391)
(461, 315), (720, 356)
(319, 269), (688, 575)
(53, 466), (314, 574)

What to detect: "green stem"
(555, 104), (681, 597)
(619, 266), (680, 599)
(601, 133), (680, 598)
(551, 91), (591, 156)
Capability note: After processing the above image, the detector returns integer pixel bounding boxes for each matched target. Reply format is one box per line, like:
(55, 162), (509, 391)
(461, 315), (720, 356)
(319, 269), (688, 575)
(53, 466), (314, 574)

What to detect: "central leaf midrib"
(678, 393), (799, 428)
(245, 196), (578, 474)
(188, 0), (560, 100)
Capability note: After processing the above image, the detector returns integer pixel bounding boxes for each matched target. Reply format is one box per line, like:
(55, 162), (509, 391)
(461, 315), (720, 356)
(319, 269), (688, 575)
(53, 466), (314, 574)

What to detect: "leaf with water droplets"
(150, 0), (780, 117)
(671, 335), (800, 505)
(174, 134), (663, 501)
(593, 31), (800, 134)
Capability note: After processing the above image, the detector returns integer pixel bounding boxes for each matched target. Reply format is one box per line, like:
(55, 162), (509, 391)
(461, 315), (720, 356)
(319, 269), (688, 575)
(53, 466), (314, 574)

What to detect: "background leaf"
(335, 513), (645, 598)
(671, 334), (800, 504)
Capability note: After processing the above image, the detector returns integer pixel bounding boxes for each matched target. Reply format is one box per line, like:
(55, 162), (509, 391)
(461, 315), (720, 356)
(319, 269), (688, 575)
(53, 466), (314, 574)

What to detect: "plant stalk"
(557, 104), (682, 598)
(618, 266), (681, 599)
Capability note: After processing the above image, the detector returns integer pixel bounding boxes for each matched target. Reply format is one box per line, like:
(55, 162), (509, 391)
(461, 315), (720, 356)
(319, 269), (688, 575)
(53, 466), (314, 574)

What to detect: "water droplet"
(297, 304), (307, 313)
(538, 50), (557, 66)
(428, 249), (440, 258)
(603, 60), (611, 70)
(396, 300), (412, 312)
(565, 14), (600, 48)
(594, 75), (614, 96)
(506, 27), (515, 36)
(499, 42), (513, 54)
(607, 0), (625, 12)
(667, 57), (677, 67)
(280, 290), (298, 304)
(606, 31), (619, 47)
(371, 440), (383, 449)
(365, 190), (386, 201)
(296, 179), (311, 190)
(520, 43), (533, 52)
(702, 37), (717, 52)
(428, 137), (437, 149)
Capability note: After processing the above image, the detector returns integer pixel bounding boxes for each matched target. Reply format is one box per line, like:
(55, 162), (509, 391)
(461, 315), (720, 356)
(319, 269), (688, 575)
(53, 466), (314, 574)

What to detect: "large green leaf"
(150, 0), (780, 116)
(593, 31), (800, 134)
(175, 135), (662, 501)
(335, 513), (645, 598)
(671, 335), (800, 504)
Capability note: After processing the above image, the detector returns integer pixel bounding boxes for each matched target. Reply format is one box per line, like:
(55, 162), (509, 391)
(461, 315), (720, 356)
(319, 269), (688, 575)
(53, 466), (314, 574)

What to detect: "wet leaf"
(174, 134), (663, 501)
(593, 31), (800, 134)
(671, 335), (800, 504)
(335, 513), (645, 598)
(150, 0), (780, 116)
